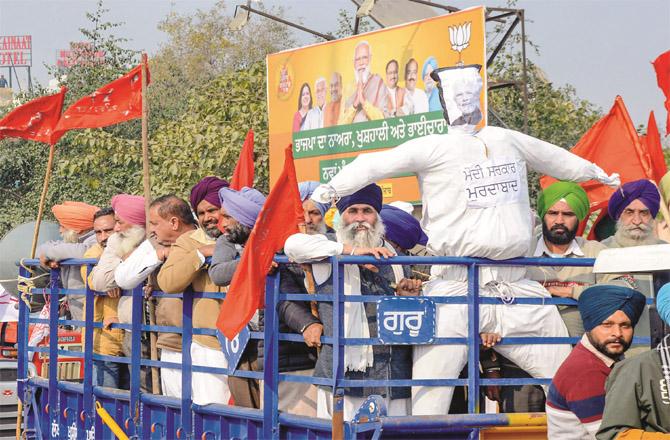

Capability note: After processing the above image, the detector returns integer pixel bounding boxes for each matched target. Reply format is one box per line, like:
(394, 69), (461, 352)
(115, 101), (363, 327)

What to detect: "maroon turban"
(190, 176), (229, 210)
(111, 194), (146, 226)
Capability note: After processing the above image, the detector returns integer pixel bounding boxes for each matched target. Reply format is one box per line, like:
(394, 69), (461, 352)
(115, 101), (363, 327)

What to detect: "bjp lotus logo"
(449, 22), (471, 65)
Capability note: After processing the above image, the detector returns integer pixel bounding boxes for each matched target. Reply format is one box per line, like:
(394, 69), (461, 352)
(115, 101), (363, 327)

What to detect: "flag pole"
(140, 52), (160, 395)
(29, 143), (56, 259)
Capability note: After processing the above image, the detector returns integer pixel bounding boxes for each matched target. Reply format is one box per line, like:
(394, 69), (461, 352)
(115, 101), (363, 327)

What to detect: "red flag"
(217, 146), (303, 339)
(0, 87), (66, 145)
(53, 63), (149, 135)
(652, 50), (670, 135)
(540, 96), (653, 238)
(230, 129), (255, 190)
(639, 111), (667, 182)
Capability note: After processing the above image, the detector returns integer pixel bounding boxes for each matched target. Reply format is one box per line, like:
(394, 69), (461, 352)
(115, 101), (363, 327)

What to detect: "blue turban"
(380, 204), (428, 250)
(578, 285), (646, 331)
(336, 184), (383, 214)
(422, 56), (438, 79)
(298, 181), (330, 216)
(657, 283), (670, 325)
(218, 187), (266, 229)
(608, 179), (660, 220)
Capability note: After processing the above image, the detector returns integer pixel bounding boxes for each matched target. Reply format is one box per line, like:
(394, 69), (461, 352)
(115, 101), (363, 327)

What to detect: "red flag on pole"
(52, 63), (150, 136)
(230, 129), (255, 190)
(217, 146), (303, 339)
(639, 111), (667, 182)
(540, 96), (654, 238)
(0, 87), (66, 145)
(652, 50), (670, 135)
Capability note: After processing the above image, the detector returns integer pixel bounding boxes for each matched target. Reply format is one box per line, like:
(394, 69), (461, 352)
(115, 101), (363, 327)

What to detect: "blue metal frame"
(15, 254), (654, 439)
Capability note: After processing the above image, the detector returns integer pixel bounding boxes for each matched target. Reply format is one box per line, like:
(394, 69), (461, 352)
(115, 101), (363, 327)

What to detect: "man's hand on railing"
(480, 332), (501, 348)
(302, 323), (323, 348)
(106, 287), (121, 299)
(103, 317), (119, 330)
(198, 244), (215, 258)
(547, 286), (572, 298)
(39, 254), (59, 270)
(396, 278), (422, 296)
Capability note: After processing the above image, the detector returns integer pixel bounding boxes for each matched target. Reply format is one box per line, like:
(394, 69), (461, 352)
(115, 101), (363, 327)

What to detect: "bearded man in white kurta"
(310, 121), (619, 414)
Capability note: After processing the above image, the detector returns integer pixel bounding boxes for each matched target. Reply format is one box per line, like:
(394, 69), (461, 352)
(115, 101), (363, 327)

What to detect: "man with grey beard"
(285, 183), (421, 420)
(37, 201), (100, 321)
(90, 194), (152, 392)
(602, 180), (666, 249)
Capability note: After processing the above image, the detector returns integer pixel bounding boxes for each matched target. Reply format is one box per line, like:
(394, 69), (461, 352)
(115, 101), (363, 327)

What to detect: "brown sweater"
(157, 229), (224, 349)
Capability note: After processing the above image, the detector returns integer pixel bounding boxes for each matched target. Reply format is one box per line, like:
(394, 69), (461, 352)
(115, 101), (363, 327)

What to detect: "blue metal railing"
(16, 254), (654, 439)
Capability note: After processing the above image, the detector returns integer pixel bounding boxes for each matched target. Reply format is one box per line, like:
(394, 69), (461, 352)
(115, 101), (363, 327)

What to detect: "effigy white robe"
(311, 126), (618, 415)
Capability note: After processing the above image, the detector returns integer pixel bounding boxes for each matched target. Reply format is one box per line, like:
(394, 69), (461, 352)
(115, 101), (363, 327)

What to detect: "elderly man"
(323, 73), (343, 128)
(303, 77), (327, 130)
(422, 57), (441, 112)
(285, 184), (421, 420)
(89, 194), (152, 391)
(602, 179), (665, 249)
(384, 60), (405, 118)
(299, 181), (331, 235)
(547, 286), (646, 439)
(401, 58), (428, 115)
(157, 176), (231, 406)
(596, 283), (670, 439)
(80, 208), (125, 388)
(340, 41), (387, 124)
(309, 74), (620, 414)
(38, 201), (100, 321)
(114, 195), (197, 398)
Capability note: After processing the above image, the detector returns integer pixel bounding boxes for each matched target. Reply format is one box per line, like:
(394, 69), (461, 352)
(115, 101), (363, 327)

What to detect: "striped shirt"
(546, 334), (619, 439)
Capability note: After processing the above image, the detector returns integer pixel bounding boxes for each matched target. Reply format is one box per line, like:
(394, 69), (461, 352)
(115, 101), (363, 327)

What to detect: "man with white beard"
(303, 77), (327, 130)
(308, 65), (621, 416)
(601, 179), (666, 249)
(340, 41), (387, 124)
(37, 201), (100, 321)
(90, 194), (152, 392)
(285, 184), (421, 420)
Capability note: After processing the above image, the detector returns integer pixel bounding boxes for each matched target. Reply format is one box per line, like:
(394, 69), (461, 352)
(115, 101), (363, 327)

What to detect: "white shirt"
(312, 126), (607, 284)
(533, 237), (585, 258)
(402, 88), (428, 115)
(114, 239), (162, 290)
(302, 105), (324, 130)
(114, 239), (162, 325)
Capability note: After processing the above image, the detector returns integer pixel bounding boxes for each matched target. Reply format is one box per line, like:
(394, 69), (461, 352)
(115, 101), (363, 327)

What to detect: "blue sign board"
(217, 326), (250, 370)
(377, 296), (435, 345)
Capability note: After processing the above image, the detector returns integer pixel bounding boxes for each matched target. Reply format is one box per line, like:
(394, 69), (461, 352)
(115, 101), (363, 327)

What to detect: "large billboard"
(0, 35), (32, 67)
(267, 7), (486, 203)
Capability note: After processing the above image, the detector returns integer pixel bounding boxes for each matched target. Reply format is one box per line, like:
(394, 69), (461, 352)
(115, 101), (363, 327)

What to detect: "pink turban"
(111, 194), (146, 226)
(51, 201), (100, 233)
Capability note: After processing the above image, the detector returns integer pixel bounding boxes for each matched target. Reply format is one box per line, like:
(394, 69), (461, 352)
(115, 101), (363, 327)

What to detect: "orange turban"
(51, 201), (100, 233)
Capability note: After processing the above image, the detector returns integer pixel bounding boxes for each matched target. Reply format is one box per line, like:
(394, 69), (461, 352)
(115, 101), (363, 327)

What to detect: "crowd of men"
(35, 170), (670, 437)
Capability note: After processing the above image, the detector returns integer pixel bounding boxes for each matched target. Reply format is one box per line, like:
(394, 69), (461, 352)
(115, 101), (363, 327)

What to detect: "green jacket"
(596, 348), (670, 439)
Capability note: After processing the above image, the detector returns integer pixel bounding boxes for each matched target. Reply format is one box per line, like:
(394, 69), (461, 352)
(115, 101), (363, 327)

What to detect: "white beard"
(61, 229), (80, 244)
(354, 66), (370, 85)
(615, 218), (657, 247)
(336, 217), (385, 248)
(115, 225), (146, 257)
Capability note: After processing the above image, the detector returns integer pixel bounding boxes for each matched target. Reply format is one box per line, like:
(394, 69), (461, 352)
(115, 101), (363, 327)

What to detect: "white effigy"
(311, 124), (620, 415)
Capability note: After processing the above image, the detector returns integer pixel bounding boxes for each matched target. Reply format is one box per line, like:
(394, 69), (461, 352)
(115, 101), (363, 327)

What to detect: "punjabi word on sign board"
(377, 296), (435, 345)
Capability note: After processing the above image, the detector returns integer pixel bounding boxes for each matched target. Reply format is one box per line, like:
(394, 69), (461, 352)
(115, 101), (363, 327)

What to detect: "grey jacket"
(36, 230), (96, 321)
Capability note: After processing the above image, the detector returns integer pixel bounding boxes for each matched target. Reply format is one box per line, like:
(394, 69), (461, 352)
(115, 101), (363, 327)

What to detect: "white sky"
(0, 0), (668, 129)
